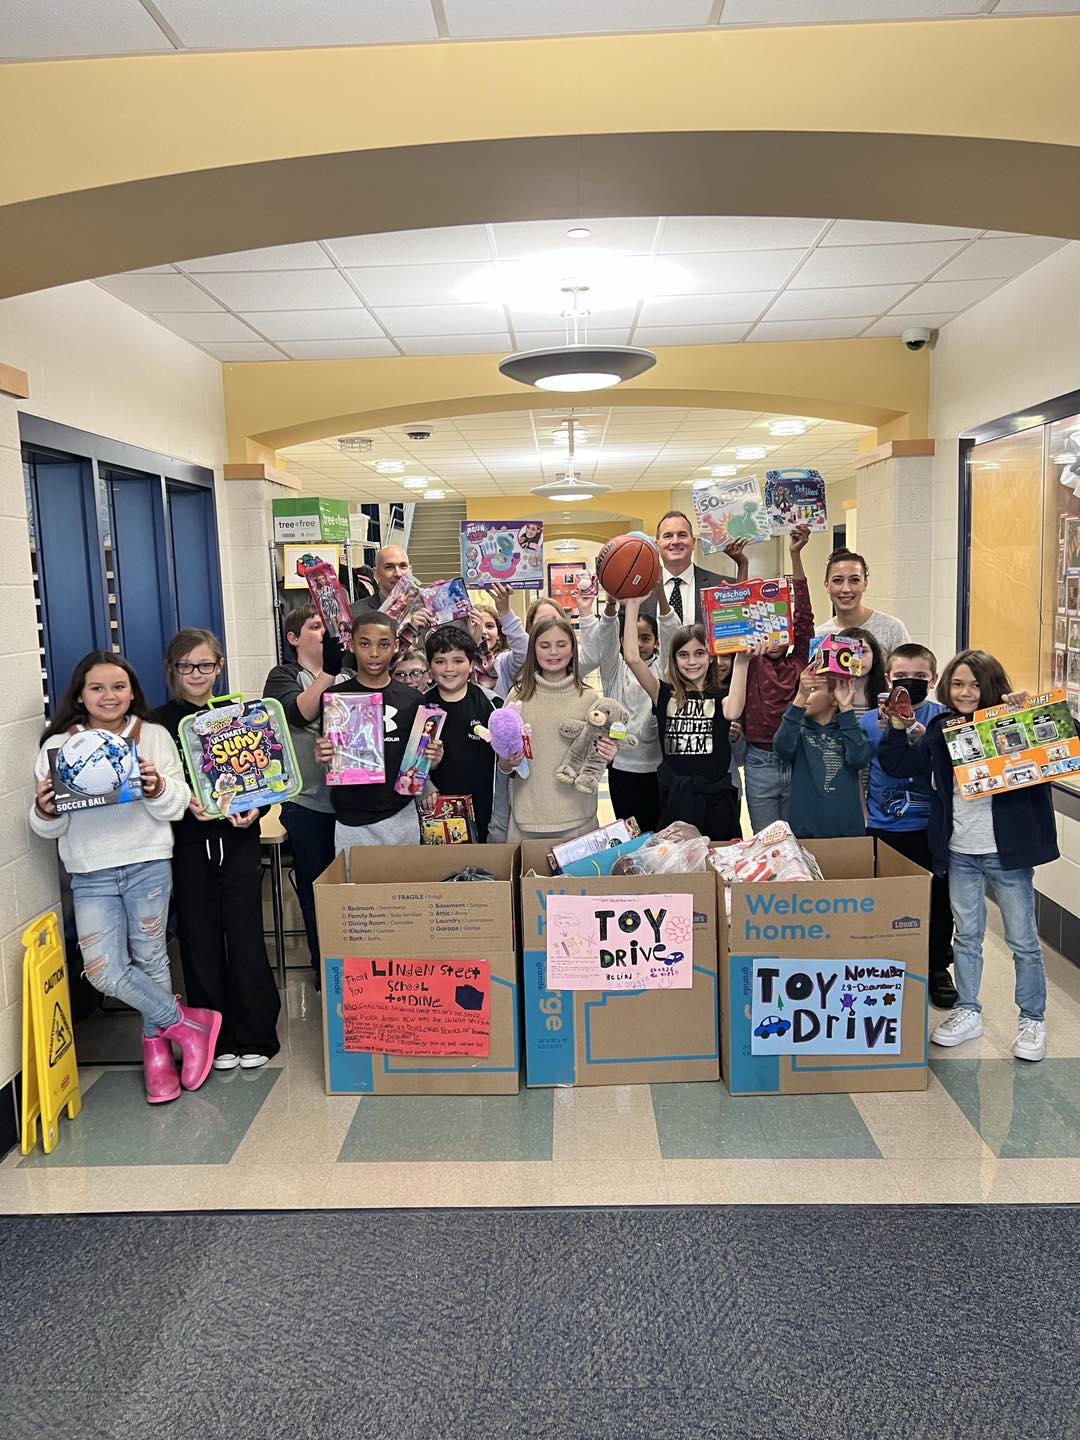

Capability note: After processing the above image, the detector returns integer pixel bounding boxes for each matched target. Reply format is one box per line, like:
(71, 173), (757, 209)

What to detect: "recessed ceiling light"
(402, 476), (429, 490)
(424, 488), (446, 500)
(374, 460), (406, 474)
(708, 464), (739, 478)
(735, 446), (768, 461)
(566, 227), (591, 239)
(768, 419), (807, 437)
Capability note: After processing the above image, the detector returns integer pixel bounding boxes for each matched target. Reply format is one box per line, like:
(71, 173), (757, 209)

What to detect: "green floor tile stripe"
(650, 1082), (883, 1160)
(931, 1058), (1080, 1159)
(337, 1088), (555, 1163)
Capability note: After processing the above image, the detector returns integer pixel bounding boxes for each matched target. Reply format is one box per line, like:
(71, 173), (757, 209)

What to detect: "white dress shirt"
(661, 565), (696, 625)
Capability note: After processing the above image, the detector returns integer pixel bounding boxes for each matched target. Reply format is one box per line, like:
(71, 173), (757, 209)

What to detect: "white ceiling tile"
(325, 227), (493, 267)
(491, 219), (659, 258)
(633, 323), (750, 346)
(242, 309), (384, 341)
(375, 304), (509, 336)
(638, 293), (773, 326)
(443, 0), (714, 39)
(668, 250), (808, 291)
(888, 278), (1003, 313)
(859, 313), (954, 338)
(201, 342), (284, 362)
(148, 312), (261, 343)
(820, 220), (981, 246)
(746, 319), (869, 343)
(95, 274), (223, 312)
(763, 285), (912, 321)
(719, 1), (985, 22)
(931, 236), (1066, 281)
(346, 262), (495, 307)
(278, 339), (400, 360)
(509, 303), (637, 328)
(791, 242), (967, 288)
(195, 270), (362, 311)
(0, 0), (172, 59)
(514, 329), (630, 349)
(659, 217), (828, 253)
(154, 0), (438, 47)
(181, 243), (334, 272)
(397, 335), (512, 356)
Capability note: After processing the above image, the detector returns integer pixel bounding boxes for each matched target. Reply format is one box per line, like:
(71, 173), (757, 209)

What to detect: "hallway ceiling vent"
(338, 437), (374, 452)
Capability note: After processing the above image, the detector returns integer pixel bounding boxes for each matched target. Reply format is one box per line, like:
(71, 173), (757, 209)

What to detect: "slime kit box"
(178, 695), (301, 817)
(943, 689), (1080, 797)
(701, 577), (794, 655)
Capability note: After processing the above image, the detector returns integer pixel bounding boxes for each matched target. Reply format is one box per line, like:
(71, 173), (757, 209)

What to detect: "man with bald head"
(353, 545), (413, 614)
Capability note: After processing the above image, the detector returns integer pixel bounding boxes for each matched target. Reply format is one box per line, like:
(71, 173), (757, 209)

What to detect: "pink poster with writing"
(545, 894), (694, 991)
(342, 957), (490, 1056)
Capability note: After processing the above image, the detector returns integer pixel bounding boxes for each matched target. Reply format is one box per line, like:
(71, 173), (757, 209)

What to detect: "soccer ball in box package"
(944, 688), (1080, 797)
(49, 727), (143, 813)
(178, 694), (301, 817)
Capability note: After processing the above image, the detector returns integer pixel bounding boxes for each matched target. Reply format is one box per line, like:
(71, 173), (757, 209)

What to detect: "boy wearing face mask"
(860, 643), (956, 1010)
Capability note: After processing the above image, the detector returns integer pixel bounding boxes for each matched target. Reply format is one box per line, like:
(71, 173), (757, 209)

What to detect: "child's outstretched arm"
(722, 647), (754, 721)
(788, 525), (816, 663)
(834, 679), (873, 770)
(622, 596), (661, 704)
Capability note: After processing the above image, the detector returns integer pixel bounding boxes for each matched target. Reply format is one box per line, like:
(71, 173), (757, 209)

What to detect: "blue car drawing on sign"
(753, 1015), (791, 1039)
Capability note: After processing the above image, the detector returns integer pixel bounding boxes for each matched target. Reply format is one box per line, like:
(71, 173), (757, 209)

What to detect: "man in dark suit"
(641, 511), (743, 624)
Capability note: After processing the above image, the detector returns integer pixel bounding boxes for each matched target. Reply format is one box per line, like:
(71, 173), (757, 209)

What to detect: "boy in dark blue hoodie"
(773, 665), (871, 838)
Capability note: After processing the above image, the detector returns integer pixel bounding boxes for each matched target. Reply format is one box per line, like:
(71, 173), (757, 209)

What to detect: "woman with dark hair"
(816, 548), (910, 656)
(30, 651), (221, 1105)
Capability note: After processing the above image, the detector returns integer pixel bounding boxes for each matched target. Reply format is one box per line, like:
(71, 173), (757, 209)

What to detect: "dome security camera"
(902, 327), (933, 352)
(404, 425), (433, 441)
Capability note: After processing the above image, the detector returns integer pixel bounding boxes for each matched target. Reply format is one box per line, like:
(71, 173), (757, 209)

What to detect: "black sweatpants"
(172, 826), (281, 1057)
(869, 826), (954, 975)
(608, 766), (661, 834)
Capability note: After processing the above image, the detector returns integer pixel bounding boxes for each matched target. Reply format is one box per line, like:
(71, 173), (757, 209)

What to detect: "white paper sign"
(750, 958), (906, 1055)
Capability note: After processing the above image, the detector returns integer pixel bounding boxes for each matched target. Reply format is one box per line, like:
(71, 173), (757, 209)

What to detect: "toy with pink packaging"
(460, 520), (544, 590)
(323, 691), (385, 785)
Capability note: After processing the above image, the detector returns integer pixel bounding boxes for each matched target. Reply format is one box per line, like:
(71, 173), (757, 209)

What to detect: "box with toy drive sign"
(721, 838), (931, 1096)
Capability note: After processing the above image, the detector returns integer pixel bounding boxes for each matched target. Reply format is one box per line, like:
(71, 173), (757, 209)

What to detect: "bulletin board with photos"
(963, 398), (1080, 795)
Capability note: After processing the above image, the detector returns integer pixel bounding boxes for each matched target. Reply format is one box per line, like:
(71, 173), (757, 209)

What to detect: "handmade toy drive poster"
(341, 957), (490, 1056)
(750, 958), (907, 1056)
(178, 697), (301, 816)
(49, 728), (143, 814)
(304, 561), (353, 650)
(701, 577), (794, 655)
(764, 469), (828, 532)
(323, 691), (385, 786)
(692, 477), (769, 553)
(545, 893), (694, 991)
(943, 689), (1080, 796)
(461, 520), (544, 590)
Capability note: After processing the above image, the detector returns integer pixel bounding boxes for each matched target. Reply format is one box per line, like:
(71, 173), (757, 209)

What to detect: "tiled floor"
(3, 922), (1080, 1214)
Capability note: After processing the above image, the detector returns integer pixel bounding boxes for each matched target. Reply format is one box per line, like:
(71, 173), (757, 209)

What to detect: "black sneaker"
(930, 970), (958, 1009)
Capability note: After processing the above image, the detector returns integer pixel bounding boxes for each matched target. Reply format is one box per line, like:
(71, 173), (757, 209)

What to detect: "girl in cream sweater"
(500, 617), (618, 843)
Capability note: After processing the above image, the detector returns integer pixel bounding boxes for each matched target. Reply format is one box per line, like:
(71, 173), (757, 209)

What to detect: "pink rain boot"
(159, 1003), (222, 1092)
(142, 1036), (181, 1105)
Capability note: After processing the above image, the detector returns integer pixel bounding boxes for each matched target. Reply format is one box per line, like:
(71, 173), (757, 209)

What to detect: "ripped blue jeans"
(69, 860), (181, 1037)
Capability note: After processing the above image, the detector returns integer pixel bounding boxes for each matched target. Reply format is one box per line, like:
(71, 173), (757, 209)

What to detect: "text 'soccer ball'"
(596, 534), (662, 601)
(55, 729), (134, 796)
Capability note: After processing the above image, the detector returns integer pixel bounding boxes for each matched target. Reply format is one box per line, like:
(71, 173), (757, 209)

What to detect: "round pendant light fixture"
(530, 414), (610, 502)
(500, 286), (656, 393)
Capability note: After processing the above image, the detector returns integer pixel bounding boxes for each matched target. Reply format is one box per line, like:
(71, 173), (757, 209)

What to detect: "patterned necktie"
(669, 576), (684, 621)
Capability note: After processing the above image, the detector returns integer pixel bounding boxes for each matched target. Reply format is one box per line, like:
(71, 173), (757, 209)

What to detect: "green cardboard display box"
(272, 496), (350, 544)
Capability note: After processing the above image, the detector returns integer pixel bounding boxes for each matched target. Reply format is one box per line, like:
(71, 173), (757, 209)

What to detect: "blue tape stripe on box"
(523, 946), (576, 1086)
(726, 954), (780, 1094)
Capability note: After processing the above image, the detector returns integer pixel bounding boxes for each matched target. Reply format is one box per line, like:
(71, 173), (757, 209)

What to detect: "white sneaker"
(1013, 1017), (1046, 1063)
(930, 1008), (984, 1048)
(212, 1053), (240, 1071)
(238, 1053), (269, 1070)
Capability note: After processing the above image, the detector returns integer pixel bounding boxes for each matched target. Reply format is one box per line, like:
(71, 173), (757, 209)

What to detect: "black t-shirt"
(424, 682), (502, 841)
(329, 677), (422, 827)
(654, 681), (733, 781)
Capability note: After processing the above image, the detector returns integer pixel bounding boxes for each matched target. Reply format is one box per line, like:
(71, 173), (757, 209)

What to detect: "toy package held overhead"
(815, 634), (868, 678)
(547, 818), (642, 874)
(943, 688), (1080, 797)
(49, 727), (143, 814)
(394, 705), (446, 797)
(380, 572), (423, 626)
(691, 477), (769, 554)
(701, 578), (794, 655)
(764, 469), (828, 532)
(460, 519), (544, 590)
(421, 794), (477, 845)
(304, 561), (354, 651)
(418, 577), (470, 625)
(178, 695), (301, 817)
(323, 691), (385, 786)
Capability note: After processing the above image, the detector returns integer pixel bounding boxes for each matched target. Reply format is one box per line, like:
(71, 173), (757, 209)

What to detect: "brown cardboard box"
(519, 842), (719, 1087)
(314, 844), (520, 1094)
(721, 838), (931, 1096)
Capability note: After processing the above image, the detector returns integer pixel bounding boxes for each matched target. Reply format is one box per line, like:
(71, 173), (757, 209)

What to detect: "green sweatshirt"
(773, 703), (871, 839)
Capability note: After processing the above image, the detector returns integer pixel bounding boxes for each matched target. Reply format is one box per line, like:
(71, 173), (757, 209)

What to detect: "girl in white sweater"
(31, 651), (221, 1106)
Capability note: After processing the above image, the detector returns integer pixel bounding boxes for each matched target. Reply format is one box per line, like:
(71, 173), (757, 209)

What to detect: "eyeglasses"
(394, 668), (429, 681)
(175, 661), (219, 676)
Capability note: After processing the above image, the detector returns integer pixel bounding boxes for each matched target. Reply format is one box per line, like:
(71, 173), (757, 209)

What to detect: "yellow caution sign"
(21, 912), (81, 1155)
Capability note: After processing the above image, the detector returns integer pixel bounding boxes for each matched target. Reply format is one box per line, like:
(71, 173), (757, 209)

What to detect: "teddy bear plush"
(555, 697), (637, 793)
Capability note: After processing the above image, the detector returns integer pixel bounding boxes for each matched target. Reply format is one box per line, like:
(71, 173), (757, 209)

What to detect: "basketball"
(55, 729), (135, 797)
(596, 534), (662, 601)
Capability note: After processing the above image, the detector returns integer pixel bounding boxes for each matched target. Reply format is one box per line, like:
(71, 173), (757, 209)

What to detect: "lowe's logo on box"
(892, 915), (921, 931)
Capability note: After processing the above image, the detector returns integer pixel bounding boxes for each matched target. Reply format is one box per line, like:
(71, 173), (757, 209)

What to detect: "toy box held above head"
(49, 727), (143, 814)
(460, 519), (544, 590)
(701, 578), (794, 655)
(764, 469), (828, 533)
(691, 477), (769, 553)
(943, 688), (1080, 797)
(304, 562), (354, 651)
(178, 694), (301, 817)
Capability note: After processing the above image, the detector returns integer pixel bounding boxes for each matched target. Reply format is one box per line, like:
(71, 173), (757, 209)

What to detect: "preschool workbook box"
(764, 469), (828, 532)
(460, 520), (544, 590)
(701, 578), (794, 654)
(944, 689), (1080, 796)
(323, 692), (385, 786)
(692, 477), (770, 554)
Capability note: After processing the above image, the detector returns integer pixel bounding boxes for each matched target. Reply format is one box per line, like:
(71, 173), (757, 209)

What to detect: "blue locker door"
(168, 482), (223, 635)
(108, 471), (172, 708)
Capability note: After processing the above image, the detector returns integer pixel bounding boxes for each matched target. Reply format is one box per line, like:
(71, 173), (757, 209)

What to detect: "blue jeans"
(69, 860), (181, 1036)
(280, 801), (337, 969)
(744, 744), (792, 833)
(947, 851), (1046, 1021)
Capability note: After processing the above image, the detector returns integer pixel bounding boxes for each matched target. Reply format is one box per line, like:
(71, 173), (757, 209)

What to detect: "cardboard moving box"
(721, 838), (931, 1096)
(314, 845), (521, 1095)
(519, 842), (720, 1087)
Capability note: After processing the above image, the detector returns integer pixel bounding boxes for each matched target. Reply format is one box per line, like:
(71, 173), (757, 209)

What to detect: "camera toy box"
(49, 727), (143, 814)
(815, 635), (867, 678)
(943, 688), (1080, 797)
(178, 695), (301, 817)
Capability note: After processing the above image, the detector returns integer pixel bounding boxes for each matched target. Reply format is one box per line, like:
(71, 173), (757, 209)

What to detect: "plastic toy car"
(753, 1014), (791, 1039)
